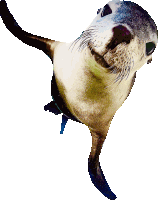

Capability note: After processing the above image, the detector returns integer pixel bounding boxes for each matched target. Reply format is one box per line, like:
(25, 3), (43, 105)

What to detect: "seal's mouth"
(89, 46), (110, 68)
(91, 48), (107, 67)
(89, 46), (124, 80)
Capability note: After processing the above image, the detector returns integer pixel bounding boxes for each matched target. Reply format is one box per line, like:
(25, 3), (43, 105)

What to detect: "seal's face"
(74, 1), (157, 82)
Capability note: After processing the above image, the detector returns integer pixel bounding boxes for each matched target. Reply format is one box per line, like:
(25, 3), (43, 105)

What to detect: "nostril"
(147, 57), (152, 64)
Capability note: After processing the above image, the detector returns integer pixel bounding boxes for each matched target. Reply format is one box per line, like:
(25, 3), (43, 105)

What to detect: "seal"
(0, 0), (157, 199)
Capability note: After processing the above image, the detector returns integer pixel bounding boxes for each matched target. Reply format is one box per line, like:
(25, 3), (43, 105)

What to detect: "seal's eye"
(146, 42), (156, 56)
(101, 4), (112, 17)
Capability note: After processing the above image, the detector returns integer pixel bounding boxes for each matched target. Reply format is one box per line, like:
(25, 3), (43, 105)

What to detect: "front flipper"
(44, 101), (61, 115)
(44, 101), (68, 134)
(60, 115), (69, 134)
(0, 0), (56, 57)
(88, 127), (116, 199)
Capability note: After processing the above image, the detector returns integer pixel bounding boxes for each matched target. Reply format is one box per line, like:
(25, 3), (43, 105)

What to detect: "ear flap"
(107, 25), (133, 50)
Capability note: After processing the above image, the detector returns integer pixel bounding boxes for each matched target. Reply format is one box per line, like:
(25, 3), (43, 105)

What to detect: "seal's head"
(73, 0), (157, 82)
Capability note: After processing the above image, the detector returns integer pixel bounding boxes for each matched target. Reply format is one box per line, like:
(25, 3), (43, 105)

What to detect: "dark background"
(0, 0), (157, 199)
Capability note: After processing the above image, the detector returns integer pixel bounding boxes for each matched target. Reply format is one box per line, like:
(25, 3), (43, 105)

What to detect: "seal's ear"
(107, 25), (133, 50)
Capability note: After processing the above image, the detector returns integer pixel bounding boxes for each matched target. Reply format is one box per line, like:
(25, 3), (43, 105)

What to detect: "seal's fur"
(0, 0), (157, 199)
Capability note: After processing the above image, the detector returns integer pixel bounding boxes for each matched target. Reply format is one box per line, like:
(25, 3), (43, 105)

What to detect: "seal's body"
(54, 42), (135, 130)
(0, 0), (157, 199)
